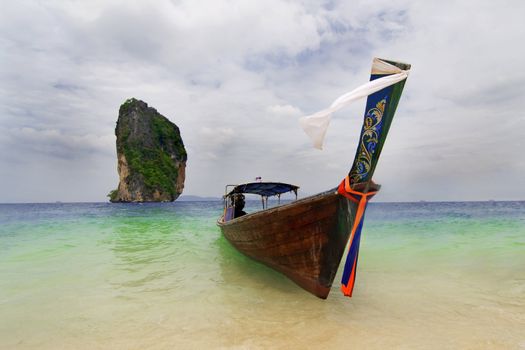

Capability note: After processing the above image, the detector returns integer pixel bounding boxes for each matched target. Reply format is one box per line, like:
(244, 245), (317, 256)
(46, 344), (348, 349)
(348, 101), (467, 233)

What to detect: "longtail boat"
(217, 58), (411, 299)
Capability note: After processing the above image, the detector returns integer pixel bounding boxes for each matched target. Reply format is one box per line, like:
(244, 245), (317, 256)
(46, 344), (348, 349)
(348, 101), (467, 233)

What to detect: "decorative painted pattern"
(349, 98), (387, 184)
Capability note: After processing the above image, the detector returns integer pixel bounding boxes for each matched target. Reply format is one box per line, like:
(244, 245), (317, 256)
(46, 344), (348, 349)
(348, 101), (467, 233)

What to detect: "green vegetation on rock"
(107, 189), (118, 201)
(110, 98), (187, 202)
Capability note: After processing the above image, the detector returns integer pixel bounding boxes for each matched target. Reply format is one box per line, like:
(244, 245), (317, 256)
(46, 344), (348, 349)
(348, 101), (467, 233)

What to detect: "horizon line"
(1, 199), (524, 205)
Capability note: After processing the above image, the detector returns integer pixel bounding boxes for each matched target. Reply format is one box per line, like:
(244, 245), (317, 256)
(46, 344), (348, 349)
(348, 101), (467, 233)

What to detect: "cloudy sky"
(1, 0), (524, 203)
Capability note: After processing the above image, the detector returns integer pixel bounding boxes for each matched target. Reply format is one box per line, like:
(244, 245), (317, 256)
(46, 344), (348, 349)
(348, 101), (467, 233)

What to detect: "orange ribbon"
(337, 177), (377, 297)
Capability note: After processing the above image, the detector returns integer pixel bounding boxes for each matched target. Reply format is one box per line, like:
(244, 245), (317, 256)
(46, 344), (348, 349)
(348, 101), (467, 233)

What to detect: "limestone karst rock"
(109, 98), (187, 202)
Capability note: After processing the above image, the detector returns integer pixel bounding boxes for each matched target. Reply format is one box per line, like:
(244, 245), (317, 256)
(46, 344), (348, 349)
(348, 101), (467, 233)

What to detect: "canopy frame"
(224, 182), (299, 210)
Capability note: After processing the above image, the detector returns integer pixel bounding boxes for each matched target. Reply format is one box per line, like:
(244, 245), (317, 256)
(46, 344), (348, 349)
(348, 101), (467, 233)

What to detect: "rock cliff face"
(109, 98), (187, 202)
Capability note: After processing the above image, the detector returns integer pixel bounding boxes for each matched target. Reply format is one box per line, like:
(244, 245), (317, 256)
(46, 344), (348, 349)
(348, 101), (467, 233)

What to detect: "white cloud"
(1, 0), (524, 202)
(266, 104), (302, 118)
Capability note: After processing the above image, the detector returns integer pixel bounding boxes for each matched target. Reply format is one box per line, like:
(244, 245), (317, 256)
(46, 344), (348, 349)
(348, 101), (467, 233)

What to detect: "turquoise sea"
(1, 201), (524, 349)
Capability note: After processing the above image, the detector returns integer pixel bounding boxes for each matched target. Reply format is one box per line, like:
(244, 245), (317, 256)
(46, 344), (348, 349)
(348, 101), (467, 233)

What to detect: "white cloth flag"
(300, 58), (409, 150)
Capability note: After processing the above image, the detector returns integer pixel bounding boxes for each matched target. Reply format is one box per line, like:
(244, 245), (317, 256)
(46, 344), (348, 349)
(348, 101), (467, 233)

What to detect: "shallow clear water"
(1, 201), (524, 349)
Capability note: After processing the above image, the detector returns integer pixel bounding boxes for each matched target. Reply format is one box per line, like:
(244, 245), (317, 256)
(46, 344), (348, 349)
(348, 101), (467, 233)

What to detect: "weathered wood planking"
(218, 191), (357, 299)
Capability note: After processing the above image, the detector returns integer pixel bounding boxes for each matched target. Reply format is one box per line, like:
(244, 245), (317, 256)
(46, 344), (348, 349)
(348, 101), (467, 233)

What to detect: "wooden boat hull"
(218, 190), (358, 299)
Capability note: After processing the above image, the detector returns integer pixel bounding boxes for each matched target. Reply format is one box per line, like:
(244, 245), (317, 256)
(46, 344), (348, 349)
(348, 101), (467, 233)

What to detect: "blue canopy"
(227, 182), (299, 197)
